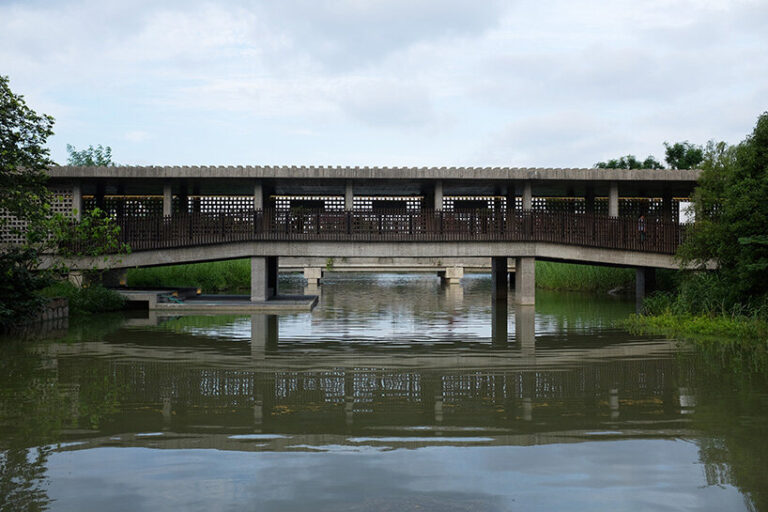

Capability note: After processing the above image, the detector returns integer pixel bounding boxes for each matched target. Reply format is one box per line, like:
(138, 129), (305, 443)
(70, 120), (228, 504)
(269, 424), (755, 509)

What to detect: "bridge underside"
(61, 240), (681, 271)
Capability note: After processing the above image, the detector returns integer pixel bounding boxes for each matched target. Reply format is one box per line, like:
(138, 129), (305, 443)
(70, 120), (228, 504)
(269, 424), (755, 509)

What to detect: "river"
(1, 274), (767, 511)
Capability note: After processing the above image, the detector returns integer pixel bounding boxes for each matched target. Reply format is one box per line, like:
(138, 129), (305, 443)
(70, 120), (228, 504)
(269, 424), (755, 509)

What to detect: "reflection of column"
(491, 257), (508, 301)
(515, 305), (535, 356)
(304, 284), (321, 297)
(678, 387), (696, 414)
(609, 388), (619, 419)
(162, 396), (172, 429)
(514, 257), (535, 305)
(445, 283), (463, 308)
(254, 391), (263, 426)
(434, 395), (444, 423)
(491, 298), (508, 347)
(251, 314), (278, 357)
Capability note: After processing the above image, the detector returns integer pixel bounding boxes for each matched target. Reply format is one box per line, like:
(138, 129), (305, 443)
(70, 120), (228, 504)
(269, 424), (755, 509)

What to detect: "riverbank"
(623, 311), (768, 343)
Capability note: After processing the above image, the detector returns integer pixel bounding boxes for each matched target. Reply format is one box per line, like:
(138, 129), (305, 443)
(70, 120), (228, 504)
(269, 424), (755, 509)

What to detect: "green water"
(1, 274), (767, 511)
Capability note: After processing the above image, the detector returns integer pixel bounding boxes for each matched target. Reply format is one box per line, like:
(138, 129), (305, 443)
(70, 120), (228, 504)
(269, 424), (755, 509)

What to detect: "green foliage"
(679, 113), (768, 309)
(594, 154), (664, 170)
(66, 144), (113, 166)
(127, 259), (251, 291)
(535, 261), (635, 293)
(51, 207), (130, 258)
(664, 141), (704, 169)
(0, 248), (52, 329)
(40, 282), (125, 315)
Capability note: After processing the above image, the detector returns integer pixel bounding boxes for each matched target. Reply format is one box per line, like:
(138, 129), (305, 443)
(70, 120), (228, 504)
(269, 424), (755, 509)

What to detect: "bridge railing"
(66, 208), (684, 254)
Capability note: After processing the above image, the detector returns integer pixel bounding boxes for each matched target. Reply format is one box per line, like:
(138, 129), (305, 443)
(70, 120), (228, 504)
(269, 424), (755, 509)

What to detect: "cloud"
(124, 130), (150, 142)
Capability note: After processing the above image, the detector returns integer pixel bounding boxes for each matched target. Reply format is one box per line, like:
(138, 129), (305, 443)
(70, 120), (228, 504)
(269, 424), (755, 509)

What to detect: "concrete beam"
(609, 182), (619, 217)
(515, 257), (535, 305)
(163, 183), (172, 217)
(54, 240), (695, 271)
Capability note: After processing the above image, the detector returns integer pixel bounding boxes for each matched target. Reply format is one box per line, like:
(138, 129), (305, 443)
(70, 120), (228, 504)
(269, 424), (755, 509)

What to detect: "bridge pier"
(514, 257), (535, 305)
(251, 256), (279, 302)
(491, 257), (508, 300)
(635, 267), (657, 310)
(439, 266), (463, 285)
(303, 267), (323, 285)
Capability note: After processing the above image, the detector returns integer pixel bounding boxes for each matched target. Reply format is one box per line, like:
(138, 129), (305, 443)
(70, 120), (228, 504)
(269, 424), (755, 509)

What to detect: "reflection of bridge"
(46, 324), (697, 451)
(39, 165), (701, 305)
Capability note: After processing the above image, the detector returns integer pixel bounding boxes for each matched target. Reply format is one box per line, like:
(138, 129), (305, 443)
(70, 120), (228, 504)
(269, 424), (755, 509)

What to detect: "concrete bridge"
(38, 165), (699, 305)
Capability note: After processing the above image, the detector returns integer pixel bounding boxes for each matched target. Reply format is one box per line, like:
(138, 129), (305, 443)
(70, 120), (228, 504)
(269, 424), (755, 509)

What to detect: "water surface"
(2, 274), (767, 511)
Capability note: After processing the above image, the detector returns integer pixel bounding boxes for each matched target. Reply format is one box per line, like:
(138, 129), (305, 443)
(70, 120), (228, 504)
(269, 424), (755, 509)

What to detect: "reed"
(126, 259), (251, 292)
(535, 261), (635, 293)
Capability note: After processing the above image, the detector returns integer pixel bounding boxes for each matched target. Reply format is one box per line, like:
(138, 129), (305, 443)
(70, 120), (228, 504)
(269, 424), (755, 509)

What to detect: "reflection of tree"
(693, 344), (768, 511)
(0, 448), (52, 512)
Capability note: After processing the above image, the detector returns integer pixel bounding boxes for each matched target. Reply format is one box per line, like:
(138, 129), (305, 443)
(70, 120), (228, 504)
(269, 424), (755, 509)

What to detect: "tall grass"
(41, 282), (125, 315)
(126, 259), (251, 292)
(535, 261), (635, 293)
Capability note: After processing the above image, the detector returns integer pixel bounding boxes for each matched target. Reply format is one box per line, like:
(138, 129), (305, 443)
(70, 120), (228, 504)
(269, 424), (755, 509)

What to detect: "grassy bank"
(535, 261), (635, 293)
(126, 259), (251, 292)
(623, 311), (768, 343)
(41, 282), (125, 315)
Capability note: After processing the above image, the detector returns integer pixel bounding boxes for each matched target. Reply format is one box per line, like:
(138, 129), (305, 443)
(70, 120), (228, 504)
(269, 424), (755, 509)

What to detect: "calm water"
(2, 274), (768, 511)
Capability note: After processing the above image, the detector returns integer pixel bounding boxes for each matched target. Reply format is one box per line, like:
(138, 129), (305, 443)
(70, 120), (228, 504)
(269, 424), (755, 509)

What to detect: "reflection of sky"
(46, 440), (746, 512)
(173, 274), (636, 343)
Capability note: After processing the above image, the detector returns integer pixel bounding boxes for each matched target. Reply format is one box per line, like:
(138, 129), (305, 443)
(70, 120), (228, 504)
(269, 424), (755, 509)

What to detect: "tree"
(664, 141), (704, 170)
(66, 144), (113, 166)
(679, 112), (768, 307)
(594, 154), (664, 170)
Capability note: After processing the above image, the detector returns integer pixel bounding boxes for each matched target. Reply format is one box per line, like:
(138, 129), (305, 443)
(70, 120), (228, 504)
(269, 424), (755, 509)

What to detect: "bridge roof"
(48, 165), (701, 197)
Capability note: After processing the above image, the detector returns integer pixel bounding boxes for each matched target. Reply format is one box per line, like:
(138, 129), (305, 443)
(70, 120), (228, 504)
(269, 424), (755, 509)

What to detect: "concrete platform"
(117, 290), (318, 312)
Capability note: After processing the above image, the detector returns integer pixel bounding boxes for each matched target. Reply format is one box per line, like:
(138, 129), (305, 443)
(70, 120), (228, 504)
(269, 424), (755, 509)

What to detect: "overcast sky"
(1, 0), (766, 167)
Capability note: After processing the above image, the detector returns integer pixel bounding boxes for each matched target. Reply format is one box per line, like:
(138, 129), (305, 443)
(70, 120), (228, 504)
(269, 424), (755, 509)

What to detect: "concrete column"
(505, 185), (517, 213)
(72, 183), (82, 221)
(635, 267), (656, 311)
(177, 183), (188, 214)
(434, 180), (444, 210)
(95, 182), (106, 211)
(440, 266), (463, 285)
(251, 256), (279, 302)
(253, 182), (264, 210)
(608, 181), (619, 217)
(521, 181), (532, 211)
(345, 180), (354, 210)
(491, 257), (508, 300)
(100, 268), (127, 287)
(514, 257), (535, 305)
(303, 267), (323, 285)
(163, 183), (173, 216)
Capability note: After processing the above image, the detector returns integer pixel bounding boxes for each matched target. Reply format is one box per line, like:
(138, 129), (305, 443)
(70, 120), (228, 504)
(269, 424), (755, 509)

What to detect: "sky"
(1, 0), (766, 167)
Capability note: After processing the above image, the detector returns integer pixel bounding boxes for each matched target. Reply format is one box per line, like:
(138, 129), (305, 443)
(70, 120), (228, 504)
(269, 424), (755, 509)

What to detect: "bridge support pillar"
(514, 257), (535, 305)
(609, 182), (619, 217)
(491, 257), (508, 300)
(635, 267), (656, 310)
(345, 181), (354, 210)
(251, 256), (279, 302)
(439, 266), (463, 285)
(72, 182), (82, 221)
(434, 180), (444, 210)
(163, 183), (173, 217)
(303, 267), (323, 285)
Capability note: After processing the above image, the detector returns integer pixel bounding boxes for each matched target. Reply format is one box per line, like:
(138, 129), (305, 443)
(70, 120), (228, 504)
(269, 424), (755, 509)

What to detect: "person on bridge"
(638, 214), (646, 243)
